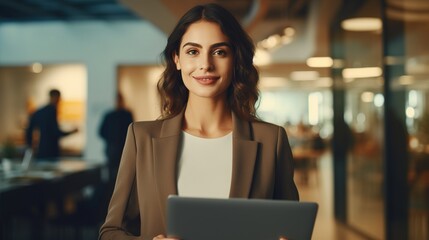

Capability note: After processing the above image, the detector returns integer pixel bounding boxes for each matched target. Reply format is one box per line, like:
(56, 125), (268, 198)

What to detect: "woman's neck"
(183, 97), (232, 138)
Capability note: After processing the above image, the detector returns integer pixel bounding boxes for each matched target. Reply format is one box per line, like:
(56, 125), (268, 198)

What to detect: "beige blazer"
(99, 112), (299, 240)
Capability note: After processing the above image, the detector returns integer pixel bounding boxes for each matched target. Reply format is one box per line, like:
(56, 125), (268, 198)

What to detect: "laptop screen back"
(167, 195), (318, 240)
(21, 148), (33, 171)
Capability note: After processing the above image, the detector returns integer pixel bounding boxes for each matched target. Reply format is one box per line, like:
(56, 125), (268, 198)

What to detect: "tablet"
(167, 195), (318, 240)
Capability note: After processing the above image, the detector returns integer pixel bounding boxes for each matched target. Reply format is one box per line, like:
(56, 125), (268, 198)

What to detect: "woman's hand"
(152, 234), (179, 240)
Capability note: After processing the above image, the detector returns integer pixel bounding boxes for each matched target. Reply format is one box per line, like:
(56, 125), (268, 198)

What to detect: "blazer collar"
(153, 111), (259, 222)
(153, 111), (184, 202)
(229, 112), (258, 198)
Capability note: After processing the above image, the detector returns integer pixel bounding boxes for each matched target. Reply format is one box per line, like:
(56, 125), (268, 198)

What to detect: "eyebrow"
(182, 41), (231, 49)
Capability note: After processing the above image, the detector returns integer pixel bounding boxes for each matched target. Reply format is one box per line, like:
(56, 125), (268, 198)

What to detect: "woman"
(99, 3), (299, 240)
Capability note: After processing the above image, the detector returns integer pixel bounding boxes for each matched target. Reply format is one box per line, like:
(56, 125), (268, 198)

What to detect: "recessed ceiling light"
(290, 71), (319, 81)
(31, 63), (43, 73)
(253, 48), (271, 66)
(361, 91), (374, 102)
(341, 17), (382, 31)
(398, 75), (414, 85)
(283, 27), (295, 36)
(259, 77), (287, 89)
(306, 57), (333, 68)
(342, 67), (382, 79)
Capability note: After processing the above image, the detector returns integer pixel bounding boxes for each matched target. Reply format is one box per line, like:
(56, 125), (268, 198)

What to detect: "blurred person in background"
(96, 92), (134, 221)
(25, 89), (78, 160)
(99, 92), (134, 187)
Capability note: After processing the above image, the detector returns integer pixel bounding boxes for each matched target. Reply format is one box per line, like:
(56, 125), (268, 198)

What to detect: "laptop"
(21, 148), (33, 171)
(167, 195), (318, 240)
(2, 148), (56, 180)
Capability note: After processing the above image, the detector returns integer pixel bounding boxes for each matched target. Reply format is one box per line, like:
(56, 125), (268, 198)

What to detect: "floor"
(3, 152), (390, 240)
(295, 152), (371, 240)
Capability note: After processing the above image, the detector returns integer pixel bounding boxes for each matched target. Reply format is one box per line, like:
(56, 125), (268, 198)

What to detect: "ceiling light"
(281, 35), (293, 45)
(31, 63), (43, 73)
(290, 71), (319, 81)
(406, 107), (415, 118)
(266, 35), (281, 47)
(306, 57), (333, 68)
(257, 27), (296, 51)
(408, 90), (418, 107)
(374, 94), (384, 107)
(361, 91), (374, 102)
(283, 27), (295, 36)
(342, 67), (382, 79)
(398, 75), (414, 85)
(341, 17), (382, 31)
(253, 48), (271, 66)
(259, 77), (287, 89)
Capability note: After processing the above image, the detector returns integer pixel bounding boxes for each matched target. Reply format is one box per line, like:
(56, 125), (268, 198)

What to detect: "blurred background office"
(0, 0), (428, 239)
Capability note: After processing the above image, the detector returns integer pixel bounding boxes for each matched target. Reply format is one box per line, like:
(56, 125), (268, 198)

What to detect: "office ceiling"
(0, 0), (320, 53)
(2, 0), (426, 89)
(116, 0), (315, 41)
(1, 0), (427, 52)
(0, 0), (325, 60)
(0, 0), (140, 23)
(0, 0), (334, 89)
(0, 0), (310, 23)
(0, 0), (140, 22)
(0, 0), (312, 39)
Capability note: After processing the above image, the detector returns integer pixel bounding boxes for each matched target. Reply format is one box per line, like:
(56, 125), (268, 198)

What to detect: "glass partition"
(402, 12), (429, 240)
(331, 0), (429, 239)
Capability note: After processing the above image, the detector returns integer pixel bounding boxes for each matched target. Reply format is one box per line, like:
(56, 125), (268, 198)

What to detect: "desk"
(0, 159), (104, 240)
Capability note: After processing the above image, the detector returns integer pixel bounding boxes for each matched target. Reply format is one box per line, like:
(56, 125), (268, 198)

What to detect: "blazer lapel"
(229, 113), (259, 198)
(153, 112), (183, 218)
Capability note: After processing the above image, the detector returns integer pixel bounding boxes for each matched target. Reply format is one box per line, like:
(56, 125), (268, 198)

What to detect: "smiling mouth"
(193, 76), (220, 85)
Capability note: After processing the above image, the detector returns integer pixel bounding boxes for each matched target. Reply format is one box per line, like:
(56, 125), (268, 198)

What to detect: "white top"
(177, 131), (233, 199)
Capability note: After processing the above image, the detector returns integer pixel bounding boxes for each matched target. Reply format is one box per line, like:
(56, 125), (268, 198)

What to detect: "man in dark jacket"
(99, 93), (133, 182)
(95, 93), (133, 220)
(25, 89), (78, 160)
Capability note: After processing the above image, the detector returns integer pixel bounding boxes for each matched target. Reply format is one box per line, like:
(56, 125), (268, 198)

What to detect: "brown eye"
(213, 49), (227, 56)
(186, 49), (198, 55)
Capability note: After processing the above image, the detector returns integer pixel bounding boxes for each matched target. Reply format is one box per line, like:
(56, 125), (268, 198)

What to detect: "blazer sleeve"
(99, 123), (142, 240)
(274, 126), (300, 200)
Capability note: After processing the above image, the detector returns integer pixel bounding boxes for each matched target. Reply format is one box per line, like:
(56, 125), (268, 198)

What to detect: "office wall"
(118, 65), (163, 121)
(0, 65), (87, 155)
(0, 20), (167, 162)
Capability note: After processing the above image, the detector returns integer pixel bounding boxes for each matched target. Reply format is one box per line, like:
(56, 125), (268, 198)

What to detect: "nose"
(199, 52), (214, 71)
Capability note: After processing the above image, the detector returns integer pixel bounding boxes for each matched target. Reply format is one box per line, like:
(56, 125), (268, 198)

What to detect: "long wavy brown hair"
(157, 3), (259, 121)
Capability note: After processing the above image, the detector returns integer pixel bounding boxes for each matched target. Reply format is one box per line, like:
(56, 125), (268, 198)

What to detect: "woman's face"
(174, 20), (233, 100)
